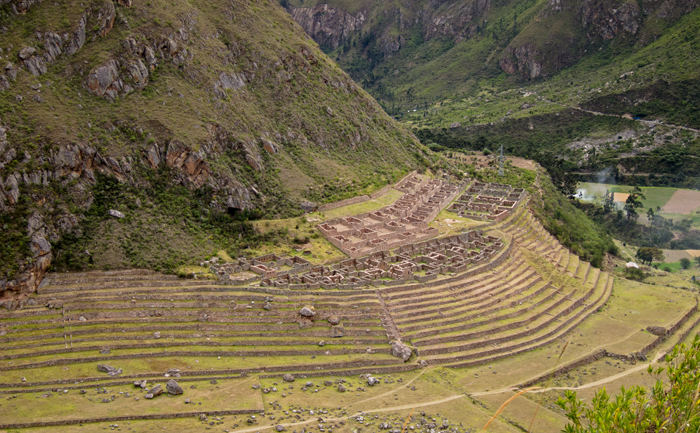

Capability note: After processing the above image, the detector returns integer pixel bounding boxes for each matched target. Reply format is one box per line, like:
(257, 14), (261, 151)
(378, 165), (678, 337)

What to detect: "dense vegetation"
(52, 171), (280, 272)
(559, 335), (700, 433)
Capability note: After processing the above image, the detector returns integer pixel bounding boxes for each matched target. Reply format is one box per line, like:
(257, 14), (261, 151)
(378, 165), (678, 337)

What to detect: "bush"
(680, 257), (691, 269)
(558, 335), (700, 433)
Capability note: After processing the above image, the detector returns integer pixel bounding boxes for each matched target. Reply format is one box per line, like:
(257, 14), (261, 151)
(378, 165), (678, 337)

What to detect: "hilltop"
(0, 0), (430, 298)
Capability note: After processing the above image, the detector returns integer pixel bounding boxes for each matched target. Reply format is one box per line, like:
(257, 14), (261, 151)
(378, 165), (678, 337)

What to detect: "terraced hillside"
(0, 185), (622, 430)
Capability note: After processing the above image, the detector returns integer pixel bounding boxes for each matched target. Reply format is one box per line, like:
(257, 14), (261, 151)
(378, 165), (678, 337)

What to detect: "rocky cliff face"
(286, 0), (491, 59)
(283, 0), (699, 99)
(500, 0), (698, 79)
(0, 0), (422, 303)
(287, 4), (366, 49)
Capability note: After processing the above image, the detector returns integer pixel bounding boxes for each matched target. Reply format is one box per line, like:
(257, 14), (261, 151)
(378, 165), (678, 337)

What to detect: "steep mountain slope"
(283, 0), (700, 110)
(0, 0), (426, 299)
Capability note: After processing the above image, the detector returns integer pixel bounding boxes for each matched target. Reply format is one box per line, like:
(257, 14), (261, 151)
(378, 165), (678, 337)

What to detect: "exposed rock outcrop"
(287, 4), (366, 49)
(390, 341), (413, 362)
(582, 0), (641, 40)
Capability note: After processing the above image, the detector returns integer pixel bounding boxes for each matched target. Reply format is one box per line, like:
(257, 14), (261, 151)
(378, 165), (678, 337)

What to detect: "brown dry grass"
(663, 190), (700, 214)
(613, 192), (630, 203)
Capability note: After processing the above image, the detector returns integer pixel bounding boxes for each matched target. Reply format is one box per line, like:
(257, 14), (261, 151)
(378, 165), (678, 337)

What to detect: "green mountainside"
(284, 0), (700, 114)
(0, 0), (431, 295)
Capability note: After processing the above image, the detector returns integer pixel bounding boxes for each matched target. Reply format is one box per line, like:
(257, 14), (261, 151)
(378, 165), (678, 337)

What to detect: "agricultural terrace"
(0, 175), (698, 432)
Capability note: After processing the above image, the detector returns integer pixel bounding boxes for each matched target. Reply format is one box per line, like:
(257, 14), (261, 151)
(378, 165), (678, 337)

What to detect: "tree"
(636, 247), (664, 265)
(647, 207), (654, 222)
(558, 335), (700, 433)
(624, 187), (645, 221)
(680, 258), (691, 269)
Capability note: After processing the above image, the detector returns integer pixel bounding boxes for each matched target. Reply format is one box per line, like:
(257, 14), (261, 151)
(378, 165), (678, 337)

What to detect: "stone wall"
(0, 409), (262, 430)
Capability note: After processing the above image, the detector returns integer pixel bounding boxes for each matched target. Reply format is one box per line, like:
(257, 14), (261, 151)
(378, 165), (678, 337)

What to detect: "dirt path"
(232, 394), (466, 433)
(470, 350), (665, 398)
(344, 368), (427, 410)
(538, 95), (700, 134)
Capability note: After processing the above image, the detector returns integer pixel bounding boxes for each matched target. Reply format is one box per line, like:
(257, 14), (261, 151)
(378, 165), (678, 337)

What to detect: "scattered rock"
(109, 209), (125, 219)
(97, 364), (122, 376)
(300, 201), (316, 212)
(153, 331), (161, 339)
(646, 326), (667, 336)
(166, 379), (183, 395)
(18, 47), (36, 60)
(100, 349), (111, 355)
(149, 384), (163, 396)
(337, 384), (346, 392)
(330, 325), (345, 338)
(282, 374), (295, 383)
(390, 341), (413, 362)
(275, 425), (285, 432)
(299, 306), (315, 317)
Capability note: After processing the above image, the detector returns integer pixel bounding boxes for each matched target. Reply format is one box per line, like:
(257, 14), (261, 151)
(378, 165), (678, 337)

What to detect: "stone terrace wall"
(0, 409), (262, 430)
(317, 171), (418, 212)
(318, 195), (371, 212)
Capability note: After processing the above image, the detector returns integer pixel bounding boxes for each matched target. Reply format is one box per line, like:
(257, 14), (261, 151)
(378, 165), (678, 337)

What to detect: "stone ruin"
(448, 182), (525, 222)
(260, 230), (503, 289)
(209, 253), (312, 284)
(317, 175), (465, 258)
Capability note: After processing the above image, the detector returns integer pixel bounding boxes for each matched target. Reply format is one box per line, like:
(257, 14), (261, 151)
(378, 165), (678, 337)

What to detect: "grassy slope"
(0, 0), (440, 276)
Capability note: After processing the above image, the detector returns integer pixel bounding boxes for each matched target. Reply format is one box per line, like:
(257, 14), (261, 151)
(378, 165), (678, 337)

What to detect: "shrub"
(558, 335), (700, 433)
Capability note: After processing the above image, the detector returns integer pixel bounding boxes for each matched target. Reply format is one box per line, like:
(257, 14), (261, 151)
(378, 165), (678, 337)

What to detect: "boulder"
(166, 379), (183, 395)
(299, 306), (315, 317)
(24, 56), (46, 76)
(337, 384), (346, 392)
(65, 13), (87, 55)
(282, 374), (295, 383)
(275, 425), (285, 432)
(330, 325), (345, 338)
(153, 331), (161, 339)
(109, 209), (125, 218)
(646, 326), (667, 336)
(149, 384), (163, 396)
(97, 364), (122, 376)
(86, 59), (122, 99)
(144, 393), (154, 399)
(18, 47), (36, 60)
(300, 201), (316, 212)
(390, 341), (412, 362)
(327, 315), (340, 325)
(367, 376), (379, 386)
(43, 32), (63, 61)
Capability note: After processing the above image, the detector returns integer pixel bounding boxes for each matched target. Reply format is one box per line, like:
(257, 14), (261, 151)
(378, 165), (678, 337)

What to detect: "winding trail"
(469, 350), (665, 398)
(344, 368), (427, 410)
(537, 95), (700, 134)
(232, 393), (466, 433)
